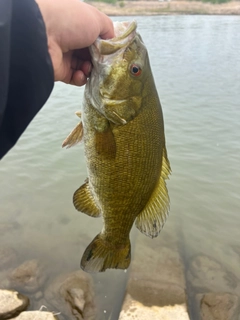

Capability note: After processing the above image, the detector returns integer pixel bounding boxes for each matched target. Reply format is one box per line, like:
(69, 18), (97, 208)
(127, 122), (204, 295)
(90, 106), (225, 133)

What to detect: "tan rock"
(119, 294), (190, 320)
(0, 289), (29, 319)
(130, 244), (185, 285)
(121, 230), (188, 318)
(44, 270), (95, 320)
(8, 259), (47, 294)
(127, 279), (185, 307)
(12, 311), (59, 320)
(126, 234), (186, 307)
(198, 292), (240, 320)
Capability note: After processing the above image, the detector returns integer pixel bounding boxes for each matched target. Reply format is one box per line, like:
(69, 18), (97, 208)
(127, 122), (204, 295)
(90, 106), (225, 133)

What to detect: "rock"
(197, 292), (240, 320)
(12, 311), (59, 320)
(0, 247), (18, 270)
(131, 244), (185, 285)
(28, 298), (49, 313)
(0, 289), (29, 319)
(188, 255), (239, 293)
(8, 259), (47, 294)
(0, 270), (11, 289)
(44, 270), (96, 320)
(232, 245), (240, 257)
(119, 293), (190, 320)
(34, 291), (44, 300)
(126, 239), (186, 306)
(127, 279), (186, 307)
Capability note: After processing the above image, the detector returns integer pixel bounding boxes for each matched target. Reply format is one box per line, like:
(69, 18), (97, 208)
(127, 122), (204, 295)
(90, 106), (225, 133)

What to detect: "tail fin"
(80, 234), (131, 273)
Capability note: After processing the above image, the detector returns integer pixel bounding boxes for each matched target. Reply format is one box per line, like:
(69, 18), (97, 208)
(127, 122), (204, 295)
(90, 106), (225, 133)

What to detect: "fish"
(63, 21), (171, 273)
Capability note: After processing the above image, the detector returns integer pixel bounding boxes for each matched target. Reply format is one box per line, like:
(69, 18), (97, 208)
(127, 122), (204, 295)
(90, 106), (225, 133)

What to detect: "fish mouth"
(114, 21), (137, 40)
(90, 21), (137, 64)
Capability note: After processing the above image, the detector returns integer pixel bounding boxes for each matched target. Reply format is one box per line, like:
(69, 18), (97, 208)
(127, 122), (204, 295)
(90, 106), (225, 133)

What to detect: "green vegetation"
(119, 0), (125, 7)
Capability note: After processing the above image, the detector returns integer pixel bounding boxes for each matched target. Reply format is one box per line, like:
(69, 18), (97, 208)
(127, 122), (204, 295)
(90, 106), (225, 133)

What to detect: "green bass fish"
(63, 21), (171, 273)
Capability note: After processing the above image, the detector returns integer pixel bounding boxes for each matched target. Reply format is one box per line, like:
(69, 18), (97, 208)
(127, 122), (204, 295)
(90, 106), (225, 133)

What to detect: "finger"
(98, 12), (114, 40)
(81, 61), (92, 77)
(71, 57), (92, 77)
(72, 49), (92, 71)
(70, 70), (88, 87)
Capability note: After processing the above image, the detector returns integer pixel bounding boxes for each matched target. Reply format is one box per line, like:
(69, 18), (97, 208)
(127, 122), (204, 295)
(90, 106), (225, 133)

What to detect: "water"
(1, 15), (240, 319)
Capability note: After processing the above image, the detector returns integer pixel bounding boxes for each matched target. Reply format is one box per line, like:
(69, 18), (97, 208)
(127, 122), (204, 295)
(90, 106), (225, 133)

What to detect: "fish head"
(86, 21), (151, 125)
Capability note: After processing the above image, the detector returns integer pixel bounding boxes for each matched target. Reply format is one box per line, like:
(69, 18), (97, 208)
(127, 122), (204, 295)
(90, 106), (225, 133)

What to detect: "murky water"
(0, 15), (240, 319)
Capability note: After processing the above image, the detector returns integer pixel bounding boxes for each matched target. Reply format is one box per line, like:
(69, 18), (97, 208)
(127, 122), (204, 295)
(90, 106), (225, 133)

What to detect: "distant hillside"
(87, 0), (240, 15)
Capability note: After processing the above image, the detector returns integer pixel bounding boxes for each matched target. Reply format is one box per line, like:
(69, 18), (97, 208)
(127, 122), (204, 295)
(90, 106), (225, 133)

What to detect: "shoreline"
(87, 0), (240, 16)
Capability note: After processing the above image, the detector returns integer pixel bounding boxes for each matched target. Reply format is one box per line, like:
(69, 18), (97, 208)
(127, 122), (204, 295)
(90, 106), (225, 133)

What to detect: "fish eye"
(130, 64), (142, 76)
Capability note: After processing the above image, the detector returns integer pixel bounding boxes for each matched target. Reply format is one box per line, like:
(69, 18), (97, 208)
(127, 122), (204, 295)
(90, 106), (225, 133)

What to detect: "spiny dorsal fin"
(135, 146), (171, 238)
(62, 112), (83, 148)
(73, 180), (101, 217)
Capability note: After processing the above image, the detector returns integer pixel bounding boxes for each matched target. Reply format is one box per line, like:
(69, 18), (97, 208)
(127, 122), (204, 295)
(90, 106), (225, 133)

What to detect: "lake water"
(1, 15), (240, 319)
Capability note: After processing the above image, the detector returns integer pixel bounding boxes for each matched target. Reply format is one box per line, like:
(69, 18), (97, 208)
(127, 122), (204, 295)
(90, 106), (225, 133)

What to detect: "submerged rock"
(126, 242), (186, 306)
(232, 245), (240, 257)
(188, 255), (239, 293)
(13, 311), (59, 320)
(34, 290), (44, 300)
(127, 279), (186, 307)
(0, 270), (11, 289)
(120, 235), (189, 318)
(44, 270), (96, 320)
(0, 247), (18, 271)
(119, 293), (190, 320)
(198, 292), (240, 320)
(8, 259), (47, 294)
(0, 222), (20, 236)
(0, 289), (29, 319)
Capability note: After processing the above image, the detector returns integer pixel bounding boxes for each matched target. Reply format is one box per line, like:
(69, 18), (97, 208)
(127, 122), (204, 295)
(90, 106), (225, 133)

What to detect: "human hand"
(35, 0), (114, 86)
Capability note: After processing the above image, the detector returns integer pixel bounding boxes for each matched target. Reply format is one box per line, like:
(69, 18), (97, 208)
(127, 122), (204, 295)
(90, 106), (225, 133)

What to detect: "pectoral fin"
(62, 112), (83, 148)
(93, 117), (116, 159)
(73, 180), (101, 217)
(135, 146), (171, 238)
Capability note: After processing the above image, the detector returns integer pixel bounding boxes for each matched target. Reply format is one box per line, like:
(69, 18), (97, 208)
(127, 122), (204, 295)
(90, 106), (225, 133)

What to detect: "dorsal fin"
(62, 112), (83, 148)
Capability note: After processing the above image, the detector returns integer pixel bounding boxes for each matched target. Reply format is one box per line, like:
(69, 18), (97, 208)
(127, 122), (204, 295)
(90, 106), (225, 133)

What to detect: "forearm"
(0, 0), (12, 129)
(0, 0), (54, 159)
(0, 0), (113, 159)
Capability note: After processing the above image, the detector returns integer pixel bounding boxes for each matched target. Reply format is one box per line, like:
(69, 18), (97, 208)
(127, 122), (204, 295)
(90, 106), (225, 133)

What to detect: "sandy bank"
(88, 0), (240, 15)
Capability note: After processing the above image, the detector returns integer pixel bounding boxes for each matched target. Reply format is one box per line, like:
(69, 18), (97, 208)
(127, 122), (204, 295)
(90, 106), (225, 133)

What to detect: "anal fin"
(135, 146), (171, 238)
(73, 180), (101, 217)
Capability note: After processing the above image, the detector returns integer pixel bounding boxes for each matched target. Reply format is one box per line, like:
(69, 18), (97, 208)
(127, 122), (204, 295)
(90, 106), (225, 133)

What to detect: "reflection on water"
(0, 15), (240, 319)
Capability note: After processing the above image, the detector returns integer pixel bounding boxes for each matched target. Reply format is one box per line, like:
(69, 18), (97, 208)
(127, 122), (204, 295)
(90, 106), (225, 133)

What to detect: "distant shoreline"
(87, 0), (240, 16)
